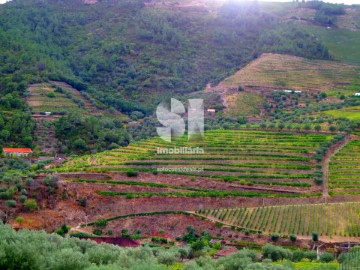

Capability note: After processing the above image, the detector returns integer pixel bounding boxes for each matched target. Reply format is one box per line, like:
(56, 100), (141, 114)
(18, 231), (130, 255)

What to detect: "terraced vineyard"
(324, 106), (360, 121)
(221, 53), (360, 90)
(197, 202), (360, 238)
(27, 83), (90, 114)
(329, 140), (360, 195)
(59, 130), (335, 196)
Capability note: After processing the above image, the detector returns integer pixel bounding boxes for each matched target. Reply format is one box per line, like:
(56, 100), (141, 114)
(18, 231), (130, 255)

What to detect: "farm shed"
(2, 148), (33, 157)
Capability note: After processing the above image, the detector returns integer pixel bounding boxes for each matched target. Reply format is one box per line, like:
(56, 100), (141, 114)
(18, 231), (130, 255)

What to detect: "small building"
(355, 93), (360, 97)
(2, 148), (33, 157)
(281, 90), (302, 94)
(207, 109), (216, 113)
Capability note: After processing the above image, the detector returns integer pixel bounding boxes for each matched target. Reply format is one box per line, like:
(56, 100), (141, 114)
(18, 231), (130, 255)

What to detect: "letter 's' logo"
(156, 98), (204, 142)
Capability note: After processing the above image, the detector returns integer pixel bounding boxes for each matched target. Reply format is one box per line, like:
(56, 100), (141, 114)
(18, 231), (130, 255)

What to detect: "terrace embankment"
(322, 134), (352, 197)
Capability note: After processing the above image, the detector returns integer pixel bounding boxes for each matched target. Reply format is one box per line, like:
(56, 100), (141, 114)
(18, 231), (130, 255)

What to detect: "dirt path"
(322, 134), (352, 198)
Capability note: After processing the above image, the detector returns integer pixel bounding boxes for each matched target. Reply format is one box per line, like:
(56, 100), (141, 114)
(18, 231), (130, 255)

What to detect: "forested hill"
(0, 0), (331, 113)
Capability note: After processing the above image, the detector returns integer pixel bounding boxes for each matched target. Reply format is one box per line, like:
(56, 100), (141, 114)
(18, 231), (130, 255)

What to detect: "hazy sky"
(0, 0), (359, 5)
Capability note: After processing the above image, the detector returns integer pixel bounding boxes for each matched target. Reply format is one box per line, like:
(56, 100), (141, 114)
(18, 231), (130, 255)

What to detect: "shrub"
(262, 244), (292, 262)
(6, 200), (16, 207)
(126, 170), (138, 177)
(290, 234), (297, 242)
(152, 236), (168, 244)
(19, 195), (27, 203)
(61, 224), (69, 234)
(56, 228), (65, 236)
(314, 178), (323, 185)
(312, 232), (319, 241)
(320, 252), (334, 262)
(93, 229), (103, 236)
(292, 249), (304, 262)
(42, 175), (59, 187)
(23, 199), (37, 212)
(215, 222), (222, 228)
(304, 251), (317, 261)
(15, 216), (24, 224)
(271, 234), (279, 241)
(94, 218), (108, 228)
(79, 198), (87, 207)
(47, 92), (56, 98)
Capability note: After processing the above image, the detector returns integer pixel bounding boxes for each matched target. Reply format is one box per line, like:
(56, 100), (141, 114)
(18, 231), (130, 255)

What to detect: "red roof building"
(3, 148), (33, 157)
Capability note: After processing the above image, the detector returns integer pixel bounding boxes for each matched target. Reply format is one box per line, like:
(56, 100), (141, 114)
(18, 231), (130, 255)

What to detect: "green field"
(323, 106), (360, 120)
(198, 202), (360, 238)
(329, 140), (360, 195)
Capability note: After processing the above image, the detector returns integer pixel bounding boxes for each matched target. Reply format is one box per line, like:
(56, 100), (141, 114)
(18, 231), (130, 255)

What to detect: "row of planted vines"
(59, 130), (334, 194)
(197, 202), (360, 238)
(329, 140), (360, 195)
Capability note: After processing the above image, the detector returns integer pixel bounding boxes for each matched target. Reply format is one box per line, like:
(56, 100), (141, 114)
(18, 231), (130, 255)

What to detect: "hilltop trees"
(54, 114), (131, 153)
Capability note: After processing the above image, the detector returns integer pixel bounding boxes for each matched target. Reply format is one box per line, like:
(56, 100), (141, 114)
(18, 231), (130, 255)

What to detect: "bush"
(304, 251), (317, 261)
(152, 236), (168, 244)
(6, 200), (16, 207)
(94, 218), (108, 228)
(292, 249), (304, 262)
(314, 178), (323, 185)
(312, 232), (319, 242)
(23, 199), (37, 212)
(61, 224), (69, 234)
(262, 244), (292, 262)
(289, 234), (297, 242)
(126, 170), (138, 177)
(47, 92), (56, 98)
(320, 252), (334, 262)
(93, 229), (103, 236)
(19, 195), (27, 203)
(271, 234), (279, 241)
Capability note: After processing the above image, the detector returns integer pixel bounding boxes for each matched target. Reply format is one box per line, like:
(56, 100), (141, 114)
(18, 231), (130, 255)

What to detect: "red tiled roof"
(3, 148), (33, 153)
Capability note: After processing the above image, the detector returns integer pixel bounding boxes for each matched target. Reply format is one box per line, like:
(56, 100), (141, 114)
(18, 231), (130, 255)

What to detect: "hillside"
(222, 53), (360, 91)
(2, 0), (360, 268)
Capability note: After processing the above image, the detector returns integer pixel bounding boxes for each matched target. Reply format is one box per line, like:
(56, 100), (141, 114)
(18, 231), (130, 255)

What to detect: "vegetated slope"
(222, 53), (360, 91)
(57, 130), (334, 195)
(329, 139), (360, 195)
(197, 202), (360, 240)
(27, 83), (90, 115)
(302, 25), (360, 64)
(0, 1), (330, 111)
